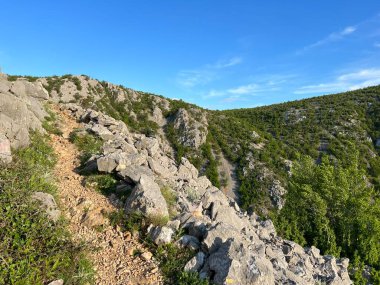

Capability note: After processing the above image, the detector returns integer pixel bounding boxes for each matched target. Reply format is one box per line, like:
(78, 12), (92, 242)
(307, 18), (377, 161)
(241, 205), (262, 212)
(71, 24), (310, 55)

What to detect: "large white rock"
(148, 225), (174, 245)
(124, 174), (169, 218)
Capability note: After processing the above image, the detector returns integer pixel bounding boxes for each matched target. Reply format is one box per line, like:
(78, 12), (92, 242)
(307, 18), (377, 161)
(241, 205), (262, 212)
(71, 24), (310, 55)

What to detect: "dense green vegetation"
(275, 153), (380, 283)
(214, 86), (380, 282)
(223, 86), (380, 191)
(0, 132), (94, 285)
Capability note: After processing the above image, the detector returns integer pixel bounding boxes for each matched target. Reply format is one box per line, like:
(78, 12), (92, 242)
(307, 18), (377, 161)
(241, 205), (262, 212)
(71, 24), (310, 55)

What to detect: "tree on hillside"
(275, 150), (380, 283)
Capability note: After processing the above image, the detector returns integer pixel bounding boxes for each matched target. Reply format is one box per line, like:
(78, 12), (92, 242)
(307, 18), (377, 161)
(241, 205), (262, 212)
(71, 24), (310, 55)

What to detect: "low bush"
(154, 243), (210, 284)
(69, 130), (103, 166)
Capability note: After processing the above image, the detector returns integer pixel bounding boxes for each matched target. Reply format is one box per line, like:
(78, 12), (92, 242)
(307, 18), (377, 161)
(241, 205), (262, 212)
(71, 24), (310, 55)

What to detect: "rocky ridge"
(50, 107), (163, 285)
(62, 103), (352, 285)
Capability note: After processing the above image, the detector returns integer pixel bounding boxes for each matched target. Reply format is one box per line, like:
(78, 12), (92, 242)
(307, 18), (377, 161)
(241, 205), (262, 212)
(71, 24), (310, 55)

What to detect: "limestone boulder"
(177, 157), (199, 181)
(124, 174), (169, 218)
(185, 252), (206, 272)
(148, 225), (174, 245)
(117, 165), (153, 183)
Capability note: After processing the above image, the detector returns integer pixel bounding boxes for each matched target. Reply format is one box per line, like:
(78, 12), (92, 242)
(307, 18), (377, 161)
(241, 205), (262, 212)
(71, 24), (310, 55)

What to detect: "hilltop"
(1, 73), (379, 284)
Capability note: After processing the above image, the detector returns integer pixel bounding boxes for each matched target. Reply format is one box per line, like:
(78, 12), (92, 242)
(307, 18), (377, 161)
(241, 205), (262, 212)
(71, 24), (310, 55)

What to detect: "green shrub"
(69, 130), (103, 166)
(154, 243), (209, 284)
(71, 77), (82, 91)
(178, 271), (210, 285)
(44, 76), (65, 94)
(85, 174), (118, 195)
(146, 214), (169, 227)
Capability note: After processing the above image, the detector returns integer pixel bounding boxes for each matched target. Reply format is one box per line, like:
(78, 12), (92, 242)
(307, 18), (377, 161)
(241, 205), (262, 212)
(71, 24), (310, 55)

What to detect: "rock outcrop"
(0, 76), (48, 152)
(63, 104), (352, 285)
(268, 180), (287, 210)
(125, 174), (169, 218)
(173, 108), (208, 149)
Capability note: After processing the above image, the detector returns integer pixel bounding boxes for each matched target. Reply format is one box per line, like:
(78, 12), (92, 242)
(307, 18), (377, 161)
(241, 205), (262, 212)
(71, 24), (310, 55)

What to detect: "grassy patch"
(146, 214), (169, 227)
(85, 174), (118, 195)
(0, 132), (94, 285)
(108, 210), (144, 233)
(42, 104), (63, 136)
(160, 186), (177, 218)
(178, 271), (210, 285)
(69, 130), (103, 166)
(154, 243), (210, 285)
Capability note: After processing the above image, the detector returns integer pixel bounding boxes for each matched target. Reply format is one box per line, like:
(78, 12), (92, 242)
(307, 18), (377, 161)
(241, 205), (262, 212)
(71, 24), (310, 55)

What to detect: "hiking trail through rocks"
(50, 106), (163, 285)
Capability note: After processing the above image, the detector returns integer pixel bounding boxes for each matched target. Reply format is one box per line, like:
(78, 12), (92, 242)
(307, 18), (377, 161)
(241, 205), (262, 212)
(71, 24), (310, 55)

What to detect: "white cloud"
(212, 57), (242, 68)
(202, 74), (289, 102)
(337, 68), (380, 81)
(300, 25), (357, 52)
(228, 83), (260, 95)
(294, 68), (380, 94)
(202, 89), (226, 99)
(294, 83), (344, 94)
(177, 56), (243, 88)
(341, 26), (357, 35)
(177, 70), (214, 88)
(227, 82), (280, 95)
(221, 94), (245, 103)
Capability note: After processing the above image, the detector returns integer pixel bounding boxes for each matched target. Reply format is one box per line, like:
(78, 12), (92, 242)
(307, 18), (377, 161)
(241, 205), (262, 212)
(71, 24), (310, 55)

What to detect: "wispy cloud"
(228, 83), (260, 95)
(177, 56), (242, 88)
(221, 94), (244, 103)
(202, 74), (289, 102)
(294, 68), (380, 94)
(212, 57), (242, 68)
(299, 25), (357, 53)
(177, 70), (214, 88)
(203, 89), (226, 99)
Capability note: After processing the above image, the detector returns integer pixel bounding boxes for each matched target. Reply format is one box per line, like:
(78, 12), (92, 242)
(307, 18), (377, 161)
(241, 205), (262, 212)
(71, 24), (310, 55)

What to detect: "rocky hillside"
(1, 73), (378, 284)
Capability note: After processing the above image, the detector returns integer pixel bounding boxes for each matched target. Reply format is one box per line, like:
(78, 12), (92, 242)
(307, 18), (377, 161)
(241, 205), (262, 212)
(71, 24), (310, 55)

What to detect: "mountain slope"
(1, 73), (379, 283)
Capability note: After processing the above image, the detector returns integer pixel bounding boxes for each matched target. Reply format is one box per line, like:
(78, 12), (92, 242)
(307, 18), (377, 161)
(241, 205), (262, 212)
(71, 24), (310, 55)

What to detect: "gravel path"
(217, 152), (240, 202)
(50, 106), (163, 285)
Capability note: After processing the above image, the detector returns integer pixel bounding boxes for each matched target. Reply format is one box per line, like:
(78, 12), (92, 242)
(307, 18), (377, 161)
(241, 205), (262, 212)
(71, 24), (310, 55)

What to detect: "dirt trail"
(217, 152), (240, 202)
(50, 107), (163, 285)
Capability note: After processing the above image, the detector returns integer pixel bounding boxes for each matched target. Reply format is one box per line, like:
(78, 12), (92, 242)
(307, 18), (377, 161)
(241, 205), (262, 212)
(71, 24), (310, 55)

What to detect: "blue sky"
(1, 1), (380, 110)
